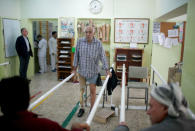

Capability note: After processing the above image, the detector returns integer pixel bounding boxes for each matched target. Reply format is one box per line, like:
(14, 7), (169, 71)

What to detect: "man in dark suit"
(15, 28), (33, 78)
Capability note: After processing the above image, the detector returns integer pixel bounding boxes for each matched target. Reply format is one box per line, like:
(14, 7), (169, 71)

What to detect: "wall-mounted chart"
(114, 18), (149, 43)
(58, 17), (75, 38)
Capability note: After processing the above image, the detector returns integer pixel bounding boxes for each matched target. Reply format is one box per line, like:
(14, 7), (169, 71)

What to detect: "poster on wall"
(179, 22), (184, 43)
(114, 18), (149, 43)
(59, 17), (75, 38)
(153, 22), (160, 33)
(152, 22), (160, 43)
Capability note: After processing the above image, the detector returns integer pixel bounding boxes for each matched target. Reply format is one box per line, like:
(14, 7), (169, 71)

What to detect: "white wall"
(166, 14), (187, 22)
(112, 0), (155, 69)
(20, 0), (155, 19)
(0, 0), (21, 18)
(114, 0), (155, 18)
(20, 0), (114, 18)
(155, 0), (189, 18)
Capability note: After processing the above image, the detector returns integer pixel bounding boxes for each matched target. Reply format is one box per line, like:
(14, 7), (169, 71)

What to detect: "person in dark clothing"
(0, 76), (90, 131)
(107, 67), (118, 95)
(15, 28), (33, 78)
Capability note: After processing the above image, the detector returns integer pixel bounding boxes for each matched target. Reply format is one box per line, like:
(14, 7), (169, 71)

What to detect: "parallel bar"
(86, 75), (109, 125)
(151, 65), (167, 85)
(28, 73), (74, 111)
(120, 64), (126, 123)
(86, 64), (114, 125)
(0, 61), (9, 66)
(30, 93), (53, 111)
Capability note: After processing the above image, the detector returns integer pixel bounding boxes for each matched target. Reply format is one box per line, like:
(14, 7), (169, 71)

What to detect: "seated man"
(0, 76), (90, 131)
(141, 83), (195, 131)
(113, 83), (195, 131)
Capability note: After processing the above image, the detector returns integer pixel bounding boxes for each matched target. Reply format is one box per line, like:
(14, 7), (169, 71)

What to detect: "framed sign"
(59, 17), (75, 38)
(114, 18), (149, 43)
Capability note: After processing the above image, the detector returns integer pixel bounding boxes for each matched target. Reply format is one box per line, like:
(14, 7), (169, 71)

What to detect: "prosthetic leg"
(78, 87), (85, 117)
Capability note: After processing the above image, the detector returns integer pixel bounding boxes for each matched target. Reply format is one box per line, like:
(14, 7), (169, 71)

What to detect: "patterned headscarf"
(151, 83), (195, 119)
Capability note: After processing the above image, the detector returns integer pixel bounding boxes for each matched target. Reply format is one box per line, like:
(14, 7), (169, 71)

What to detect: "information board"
(115, 18), (149, 43)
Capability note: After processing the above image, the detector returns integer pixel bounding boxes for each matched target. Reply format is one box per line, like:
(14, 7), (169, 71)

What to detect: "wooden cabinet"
(57, 38), (74, 80)
(115, 48), (144, 83)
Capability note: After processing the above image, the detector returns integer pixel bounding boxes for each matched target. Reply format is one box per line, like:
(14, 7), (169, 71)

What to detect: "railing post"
(86, 64), (114, 125)
(152, 70), (155, 84)
(120, 64), (126, 123)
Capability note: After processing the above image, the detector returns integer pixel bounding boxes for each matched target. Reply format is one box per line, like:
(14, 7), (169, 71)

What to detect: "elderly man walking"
(73, 26), (111, 117)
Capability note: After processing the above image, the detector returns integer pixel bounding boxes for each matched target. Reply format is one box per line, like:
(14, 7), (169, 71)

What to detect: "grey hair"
(84, 26), (95, 33)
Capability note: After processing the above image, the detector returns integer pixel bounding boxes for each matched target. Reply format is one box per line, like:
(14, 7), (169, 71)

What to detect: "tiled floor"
(28, 71), (150, 131)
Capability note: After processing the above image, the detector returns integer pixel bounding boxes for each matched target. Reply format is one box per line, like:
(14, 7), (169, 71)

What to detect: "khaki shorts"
(78, 74), (98, 90)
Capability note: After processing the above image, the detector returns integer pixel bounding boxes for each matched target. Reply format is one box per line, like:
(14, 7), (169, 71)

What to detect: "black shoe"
(77, 108), (85, 117)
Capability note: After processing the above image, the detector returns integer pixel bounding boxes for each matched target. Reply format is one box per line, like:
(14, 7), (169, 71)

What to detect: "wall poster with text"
(59, 17), (75, 38)
(115, 18), (149, 43)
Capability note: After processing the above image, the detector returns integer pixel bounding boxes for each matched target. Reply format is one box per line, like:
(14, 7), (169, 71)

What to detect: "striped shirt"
(73, 37), (108, 79)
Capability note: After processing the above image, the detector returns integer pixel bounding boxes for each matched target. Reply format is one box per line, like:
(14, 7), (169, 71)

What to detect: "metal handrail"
(0, 62), (9, 66)
(86, 64), (114, 125)
(120, 64), (126, 122)
(28, 73), (75, 110)
(151, 65), (167, 85)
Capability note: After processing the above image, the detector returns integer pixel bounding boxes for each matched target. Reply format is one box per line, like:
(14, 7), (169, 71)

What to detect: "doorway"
(32, 20), (58, 73)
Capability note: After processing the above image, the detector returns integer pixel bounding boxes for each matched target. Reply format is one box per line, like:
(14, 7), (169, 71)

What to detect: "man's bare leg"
(89, 84), (96, 110)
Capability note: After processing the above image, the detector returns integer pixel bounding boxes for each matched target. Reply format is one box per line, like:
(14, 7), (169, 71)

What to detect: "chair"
(126, 66), (149, 110)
